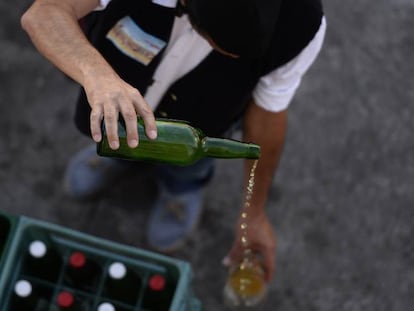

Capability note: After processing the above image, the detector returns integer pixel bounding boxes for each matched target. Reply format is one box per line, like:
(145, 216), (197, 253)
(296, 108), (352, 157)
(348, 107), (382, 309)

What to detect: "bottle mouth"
(247, 144), (261, 159)
(69, 251), (86, 268)
(14, 280), (32, 297)
(149, 274), (166, 291)
(109, 262), (127, 279)
(57, 291), (75, 307)
(98, 302), (116, 311)
(29, 240), (47, 258)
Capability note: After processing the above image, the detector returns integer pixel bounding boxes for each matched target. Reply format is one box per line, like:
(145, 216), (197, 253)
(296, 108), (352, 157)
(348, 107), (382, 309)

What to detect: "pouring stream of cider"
(240, 159), (258, 250)
(229, 159), (266, 298)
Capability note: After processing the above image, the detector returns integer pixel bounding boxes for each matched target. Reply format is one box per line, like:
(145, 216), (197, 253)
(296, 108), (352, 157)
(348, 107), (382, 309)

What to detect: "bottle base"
(223, 283), (267, 310)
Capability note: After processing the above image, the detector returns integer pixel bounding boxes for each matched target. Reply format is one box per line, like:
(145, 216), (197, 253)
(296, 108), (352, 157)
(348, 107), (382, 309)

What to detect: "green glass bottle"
(97, 118), (260, 165)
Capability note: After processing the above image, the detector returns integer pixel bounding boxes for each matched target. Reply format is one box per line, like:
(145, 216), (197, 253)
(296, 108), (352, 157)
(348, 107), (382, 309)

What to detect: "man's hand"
(84, 71), (157, 150)
(224, 212), (277, 282)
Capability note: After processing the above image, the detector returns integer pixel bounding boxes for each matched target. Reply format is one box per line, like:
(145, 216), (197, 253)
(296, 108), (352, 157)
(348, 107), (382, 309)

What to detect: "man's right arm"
(21, 0), (107, 89)
(21, 0), (157, 148)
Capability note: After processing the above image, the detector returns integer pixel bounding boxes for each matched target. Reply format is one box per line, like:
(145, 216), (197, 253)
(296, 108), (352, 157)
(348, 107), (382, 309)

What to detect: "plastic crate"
(0, 211), (201, 310)
(0, 213), (17, 273)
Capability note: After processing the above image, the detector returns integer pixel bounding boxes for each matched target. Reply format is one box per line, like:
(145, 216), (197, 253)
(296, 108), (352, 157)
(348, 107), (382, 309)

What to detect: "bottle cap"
(14, 280), (32, 298)
(149, 274), (166, 291)
(57, 291), (74, 307)
(69, 251), (86, 268)
(97, 302), (116, 311)
(108, 262), (126, 279)
(29, 240), (47, 258)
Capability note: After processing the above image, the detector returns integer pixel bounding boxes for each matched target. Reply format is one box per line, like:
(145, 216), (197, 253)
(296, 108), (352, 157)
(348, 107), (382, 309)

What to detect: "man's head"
(185, 0), (282, 58)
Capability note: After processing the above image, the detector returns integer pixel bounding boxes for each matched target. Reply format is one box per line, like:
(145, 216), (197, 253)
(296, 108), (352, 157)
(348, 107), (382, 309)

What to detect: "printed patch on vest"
(106, 16), (166, 66)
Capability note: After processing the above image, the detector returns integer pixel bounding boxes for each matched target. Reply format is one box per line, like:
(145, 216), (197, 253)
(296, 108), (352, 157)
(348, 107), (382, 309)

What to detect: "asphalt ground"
(0, 0), (413, 310)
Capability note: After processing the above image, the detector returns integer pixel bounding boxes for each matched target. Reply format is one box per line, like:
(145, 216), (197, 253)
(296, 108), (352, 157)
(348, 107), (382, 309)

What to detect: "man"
(21, 0), (326, 283)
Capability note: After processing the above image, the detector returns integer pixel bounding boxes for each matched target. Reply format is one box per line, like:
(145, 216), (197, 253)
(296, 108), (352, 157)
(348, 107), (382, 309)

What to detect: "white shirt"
(96, 0), (326, 112)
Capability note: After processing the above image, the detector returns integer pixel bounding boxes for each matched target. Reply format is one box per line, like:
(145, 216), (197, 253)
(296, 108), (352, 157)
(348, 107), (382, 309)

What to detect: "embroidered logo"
(106, 16), (166, 65)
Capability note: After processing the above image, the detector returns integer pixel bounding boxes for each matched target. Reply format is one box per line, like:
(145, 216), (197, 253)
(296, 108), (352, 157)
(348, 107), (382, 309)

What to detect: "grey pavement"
(1, 0), (413, 310)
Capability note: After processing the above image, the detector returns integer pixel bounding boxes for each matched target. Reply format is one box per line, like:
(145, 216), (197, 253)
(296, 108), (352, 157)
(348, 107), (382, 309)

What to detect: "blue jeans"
(155, 158), (215, 194)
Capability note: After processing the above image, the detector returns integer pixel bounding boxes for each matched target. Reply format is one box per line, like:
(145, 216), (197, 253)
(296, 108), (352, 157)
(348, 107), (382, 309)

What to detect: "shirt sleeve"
(95, 0), (177, 10)
(252, 17), (327, 112)
(94, 0), (112, 11)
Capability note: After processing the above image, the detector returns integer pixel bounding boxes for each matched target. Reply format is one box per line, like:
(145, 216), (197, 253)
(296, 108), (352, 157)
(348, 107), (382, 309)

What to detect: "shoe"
(63, 144), (130, 200)
(146, 185), (204, 253)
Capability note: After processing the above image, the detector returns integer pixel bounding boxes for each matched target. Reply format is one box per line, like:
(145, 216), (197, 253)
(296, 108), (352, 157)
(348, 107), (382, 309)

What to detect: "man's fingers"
(132, 91), (157, 140)
(263, 247), (276, 282)
(90, 105), (104, 142)
(103, 104), (120, 150)
(224, 244), (243, 267)
(119, 103), (139, 148)
(142, 112), (157, 140)
(88, 84), (156, 149)
(259, 234), (277, 282)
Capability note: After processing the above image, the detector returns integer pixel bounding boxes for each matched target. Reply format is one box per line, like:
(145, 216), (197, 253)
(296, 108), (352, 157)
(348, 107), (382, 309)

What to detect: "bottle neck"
(202, 138), (260, 159)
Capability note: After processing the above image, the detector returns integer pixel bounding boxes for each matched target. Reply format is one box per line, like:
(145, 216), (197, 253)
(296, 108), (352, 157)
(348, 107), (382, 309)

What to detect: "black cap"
(186, 0), (282, 58)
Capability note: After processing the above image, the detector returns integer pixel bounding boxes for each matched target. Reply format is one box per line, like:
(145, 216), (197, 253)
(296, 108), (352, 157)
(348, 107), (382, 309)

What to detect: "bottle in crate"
(9, 279), (50, 311)
(97, 301), (131, 311)
(9, 279), (36, 310)
(104, 261), (141, 305)
(55, 290), (89, 311)
(22, 239), (63, 282)
(97, 302), (116, 311)
(141, 273), (175, 311)
(64, 251), (101, 291)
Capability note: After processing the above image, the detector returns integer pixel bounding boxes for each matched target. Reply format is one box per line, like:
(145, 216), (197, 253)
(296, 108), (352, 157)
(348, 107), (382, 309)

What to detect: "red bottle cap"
(57, 291), (74, 307)
(149, 274), (166, 291)
(69, 251), (86, 268)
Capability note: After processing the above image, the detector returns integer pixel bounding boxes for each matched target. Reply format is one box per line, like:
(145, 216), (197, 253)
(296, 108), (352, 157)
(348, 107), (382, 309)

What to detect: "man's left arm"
(225, 100), (287, 282)
(224, 16), (326, 281)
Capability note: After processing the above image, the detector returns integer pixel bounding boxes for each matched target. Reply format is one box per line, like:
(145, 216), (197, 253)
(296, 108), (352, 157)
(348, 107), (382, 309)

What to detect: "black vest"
(75, 0), (323, 137)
